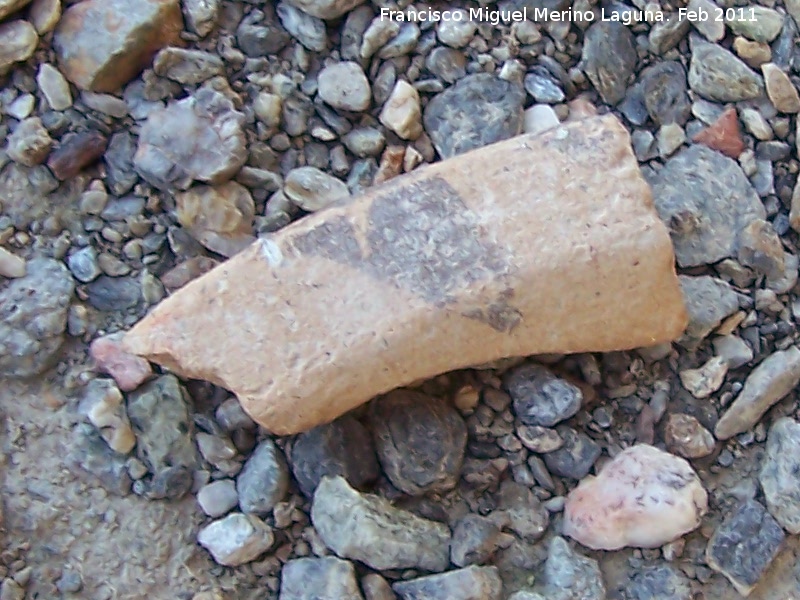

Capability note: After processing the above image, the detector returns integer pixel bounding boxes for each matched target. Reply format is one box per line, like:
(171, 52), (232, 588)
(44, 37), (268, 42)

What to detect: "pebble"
(67, 246), (101, 283)
(47, 130), (108, 180)
(543, 427), (601, 480)
(524, 67), (565, 104)
(127, 375), (197, 499)
(540, 536), (605, 600)
(628, 564), (692, 600)
(687, 0), (724, 41)
(66, 424), (132, 495)
(280, 557), (363, 600)
(726, 6), (783, 43)
(736, 218), (784, 278)
(712, 335), (753, 369)
(426, 46), (466, 84)
(436, 10), (476, 48)
(290, 415), (379, 498)
(760, 417), (800, 534)
(705, 500), (785, 596)
(649, 13), (691, 55)
(370, 390), (467, 495)
(563, 444), (708, 550)
(215, 397), (256, 432)
(377, 22), (419, 59)
(342, 127), (385, 158)
(0, 247), (26, 278)
(762, 63), (800, 113)
(236, 438), (289, 515)
(90, 333), (152, 391)
(0, 579), (24, 600)
(37, 64), (72, 111)
(688, 36), (764, 102)
(393, 566), (502, 600)
(508, 593), (545, 600)
(53, 0), (184, 92)
(504, 363), (582, 427)
(82, 91), (129, 118)
(197, 479), (239, 518)
(516, 424), (563, 453)
(0, 20), (37, 76)
(79, 378), (136, 454)
(361, 573), (394, 600)
(379, 80), (422, 141)
(284, 166), (350, 212)
(498, 480), (550, 541)
(715, 346), (800, 439)
(276, 2), (327, 52)
(197, 513), (274, 567)
(175, 182), (255, 257)
(134, 88), (247, 190)
(317, 62), (371, 112)
(656, 123), (684, 157)
(359, 17), (397, 60)
(679, 355), (728, 399)
(733, 37), (772, 68)
(104, 132), (138, 195)
(0, 258), (74, 378)
(580, 21), (637, 105)
(311, 476), (451, 572)
(86, 276), (141, 311)
(523, 104), (560, 136)
(678, 275), (740, 343)
(648, 144), (765, 267)
(692, 107), (745, 159)
(450, 514), (512, 567)
(236, 7), (289, 56)
(664, 413), (716, 459)
(0, 0), (32, 20)
(741, 107), (772, 141)
(153, 48), (224, 85)
(284, 0), (366, 19)
(423, 73), (524, 159)
(29, 0), (61, 34)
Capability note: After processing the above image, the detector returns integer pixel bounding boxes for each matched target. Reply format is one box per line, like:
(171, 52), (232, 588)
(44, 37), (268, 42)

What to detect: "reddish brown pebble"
(90, 333), (152, 392)
(124, 115), (687, 435)
(373, 145), (405, 185)
(47, 130), (108, 180)
(692, 107), (745, 159)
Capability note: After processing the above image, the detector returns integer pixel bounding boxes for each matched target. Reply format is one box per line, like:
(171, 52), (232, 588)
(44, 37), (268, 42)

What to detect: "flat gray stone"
(688, 36), (764, 102)
(539, 537), (605, 600)
(581, 21), (637, 105)
(760, 417), (800, 534)
(279, 557), (363, 600)
(236, 438), (289, 515)
(393, 566), (502, 600)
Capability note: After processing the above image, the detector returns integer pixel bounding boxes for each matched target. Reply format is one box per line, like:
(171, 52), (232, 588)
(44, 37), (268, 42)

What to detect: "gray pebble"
(86, 276), (141, 311)
(236, 438), (289, 515)
(393, 566), (502, 600)
(688, 35), (764, 102)
(581, 21), (637, 105)
(542, 427), (601, 480)
(276, 2), (327, 52)
(67, 246), (101, 283)
(504, 364), (582, 427)
(279, 557), (363, 600)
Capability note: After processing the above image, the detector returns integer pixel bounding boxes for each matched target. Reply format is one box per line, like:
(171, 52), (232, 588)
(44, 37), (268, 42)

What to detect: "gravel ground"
(4, 0), (800, 598)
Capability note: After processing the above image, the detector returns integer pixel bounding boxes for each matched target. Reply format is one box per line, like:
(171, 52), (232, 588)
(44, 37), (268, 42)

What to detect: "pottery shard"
(692, 107), (745, 159)
(123, 115), (687, 435)
(562, 444), (708, 550)
(53, 0), (184, 92)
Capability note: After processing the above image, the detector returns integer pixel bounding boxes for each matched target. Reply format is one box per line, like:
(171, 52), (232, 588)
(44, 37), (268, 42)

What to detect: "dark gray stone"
(706, 500), (785, 596)
(279, 557), (363, 600)
(423, 73), (525, 159)
(640, 61), (691, 126)
(581, 21), (637, 105)
(679, 275), (740, 343)
(426, 46), (467, 84)
(126, 375), (197, 499)
(450, 514), (508, 567)
(377, 22), (419, 59)
(237, 438), (289, 515)
(86, 276), (141, 311)
(626, 564), (691, 600)
(504, 364), (582, 427)
(66, 424), (132, 495)
(542, 428), (601, 480)
(759, 417), (800, 534)
(237, 8), (290, 57)
(647, 144), (765, 267)
(0, 258), (74, 378)
(370, 390), (467, 496)
(290, 415), (379, 498)
(393, 566), (503, 600)
(0, 163), (59, 229)
(276, 2), (327, 52)
(103, 131), (138, 195)
(498, 480), (549, 541)
(619, 82), (649, 126)
(688, 35), (764, 102)
(311, 476), (451, 572)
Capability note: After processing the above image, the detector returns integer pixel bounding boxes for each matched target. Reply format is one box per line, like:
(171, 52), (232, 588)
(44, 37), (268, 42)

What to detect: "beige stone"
(124, 115), (687, 435)
(0, 0), (31, 21)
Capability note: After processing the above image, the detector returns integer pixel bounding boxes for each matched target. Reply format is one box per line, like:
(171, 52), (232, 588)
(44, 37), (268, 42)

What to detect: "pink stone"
(90, 333), (152, 392)
(692, 107), (745, 159)
(562, 444), (708, 551)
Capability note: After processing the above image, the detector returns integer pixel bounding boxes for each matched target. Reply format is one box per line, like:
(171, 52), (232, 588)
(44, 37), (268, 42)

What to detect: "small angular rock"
(706, 500), (785, 596)
(664, 413), (715, 459)
(504, 363), (582, 427)
(90, 333), (152, 392)
(760, 417), (800, 534)
(197, 479), (239, 518)
(53, 0), (184, 92)
(79, 378), (136, 454)
(543, 427), (600, 480)
(450, 514), (511, 567)
(379, 80), (422, 141)
(37, 63), (72, 111)
(6, 118), (52, 167)
(311, 476), (451, 572)
(689, 36), (764, 102)
(692, 107), (745, 159)
(370, 390), (467, 495)
(627, 564), (692, 600)
(0, 20), (37, 76)
(393, 566), (502, 600)
(679, 356), (728, 399)
(581, 21), (637, 105)
(715, 347), (800, 440)
(762, 63), (800, 113)
(47, 130), (108, 180)
(0, 0), (32, 21)
(197, 513), (274, 566)
(236, 438), (289, 515)
(540, 537), (605, 600)
(153, 47), (224, 85)
(679, 275), (740, 343)
(284, 167), (350, 212)
(279, 557), (363, 600)
(563, 444), (708, 550)
(284, 0), (366, 19)
(66, 424), (132, 495)
(317, 62), (371, 112)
